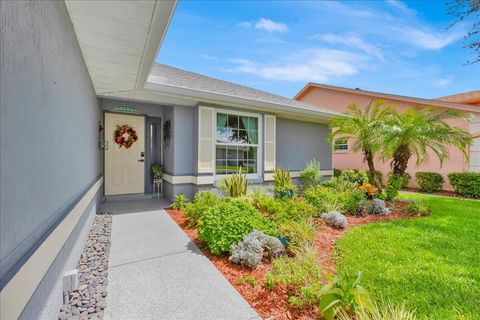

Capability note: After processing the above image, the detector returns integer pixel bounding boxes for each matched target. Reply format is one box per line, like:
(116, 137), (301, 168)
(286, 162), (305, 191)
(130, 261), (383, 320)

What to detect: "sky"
(157, 0), (480, 99)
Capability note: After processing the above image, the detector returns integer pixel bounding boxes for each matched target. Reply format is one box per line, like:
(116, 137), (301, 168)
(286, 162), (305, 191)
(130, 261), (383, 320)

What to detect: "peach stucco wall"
(298, 87), (475, 190)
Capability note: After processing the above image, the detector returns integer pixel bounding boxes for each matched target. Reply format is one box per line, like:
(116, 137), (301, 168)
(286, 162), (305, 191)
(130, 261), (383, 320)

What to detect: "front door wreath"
(114, 124), (138, 148)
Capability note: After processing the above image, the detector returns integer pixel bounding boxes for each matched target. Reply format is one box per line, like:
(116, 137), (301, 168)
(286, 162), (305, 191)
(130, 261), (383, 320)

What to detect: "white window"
(215, 111), (261, 176)
(333, 139), (348, 152)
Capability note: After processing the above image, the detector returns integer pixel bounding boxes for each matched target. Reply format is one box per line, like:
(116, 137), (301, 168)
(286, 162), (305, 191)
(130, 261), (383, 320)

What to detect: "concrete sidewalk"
(103, 201), (259, 320)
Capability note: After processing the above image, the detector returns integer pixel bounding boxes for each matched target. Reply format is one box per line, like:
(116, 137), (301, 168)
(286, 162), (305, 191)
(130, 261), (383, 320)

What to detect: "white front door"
(104, 113), (145, 195)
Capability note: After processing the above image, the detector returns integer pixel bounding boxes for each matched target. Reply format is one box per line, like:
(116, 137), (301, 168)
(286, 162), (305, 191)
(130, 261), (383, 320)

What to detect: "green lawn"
(334, 194), (480, 319)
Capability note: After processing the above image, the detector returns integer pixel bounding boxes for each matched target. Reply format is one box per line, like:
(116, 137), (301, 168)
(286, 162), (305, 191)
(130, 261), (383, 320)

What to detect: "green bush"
(273, 198), (316, 223)
(183, 191), (218, 227)
(265, 246), (322, 290)
(367, 170), (383, 186)
(278, 219), (316, 250)
(403, 199), (431, 216)
(303, 185), (344, 214)
(387, 172), (411, 189)
(448, 172), (480, 198)
(273, 166), (296, 198)
(415, 172), (444, 193)
(197, 198), (277, 255)
(300, 159), (323, 188)
(171, 193), (188, 210)
(340, 169), (369, 186)
(384, 175), (404, 200)
(323, 177), (358, 193)
(342, 189), (366, 215)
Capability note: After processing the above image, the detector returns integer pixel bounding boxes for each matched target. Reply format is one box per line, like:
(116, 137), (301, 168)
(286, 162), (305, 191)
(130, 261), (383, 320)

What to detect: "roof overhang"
(295, 82), (480, 113)
(65, 0), (177, 95)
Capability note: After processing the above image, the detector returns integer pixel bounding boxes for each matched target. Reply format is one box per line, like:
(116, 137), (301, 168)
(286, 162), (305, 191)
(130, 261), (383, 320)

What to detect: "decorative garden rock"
(229, 230), (285, 269)
(320, 211), (347, 229)
(58, 212), (112, 320)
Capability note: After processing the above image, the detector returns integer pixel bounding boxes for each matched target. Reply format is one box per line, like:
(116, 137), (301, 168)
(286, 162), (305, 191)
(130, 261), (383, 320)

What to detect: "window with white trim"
(215, 112), (259, 175)
(333, 139), (348, 151)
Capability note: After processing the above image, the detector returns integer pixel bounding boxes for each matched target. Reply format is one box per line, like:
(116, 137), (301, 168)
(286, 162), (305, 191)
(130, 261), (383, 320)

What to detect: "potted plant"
(151, 163), (163, 181)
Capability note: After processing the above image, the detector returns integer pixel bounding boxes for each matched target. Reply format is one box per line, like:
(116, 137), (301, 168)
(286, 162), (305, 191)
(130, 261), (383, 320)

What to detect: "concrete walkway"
(103, 199), (259, 320)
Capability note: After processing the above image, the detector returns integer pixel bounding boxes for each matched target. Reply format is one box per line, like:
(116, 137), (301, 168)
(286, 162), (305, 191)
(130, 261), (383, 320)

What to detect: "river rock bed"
(58, 212), (112, 320)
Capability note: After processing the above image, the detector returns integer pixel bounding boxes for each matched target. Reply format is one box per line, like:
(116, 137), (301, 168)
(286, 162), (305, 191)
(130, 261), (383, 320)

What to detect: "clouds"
(230, 49), (366, 83)
(311, 33), (384, 60)
(399, 28), (463, 50)
(238, 18), (288, 33)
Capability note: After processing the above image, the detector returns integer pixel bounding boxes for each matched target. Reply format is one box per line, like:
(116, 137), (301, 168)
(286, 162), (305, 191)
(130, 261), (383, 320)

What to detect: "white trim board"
(163, 174), (215, 185)
(0, 177), (103, 320)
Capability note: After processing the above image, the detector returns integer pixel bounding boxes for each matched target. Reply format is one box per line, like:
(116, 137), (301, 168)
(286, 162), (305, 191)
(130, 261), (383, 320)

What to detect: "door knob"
(138, 159), (144, 162)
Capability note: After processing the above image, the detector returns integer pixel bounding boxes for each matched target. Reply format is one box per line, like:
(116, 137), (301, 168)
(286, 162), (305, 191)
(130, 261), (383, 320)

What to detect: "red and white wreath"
(114, 124), (138, 149)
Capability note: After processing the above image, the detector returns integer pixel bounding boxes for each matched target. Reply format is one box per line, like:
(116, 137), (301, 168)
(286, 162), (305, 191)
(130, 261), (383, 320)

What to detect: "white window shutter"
(264, 115), (276, 171)
(198, 106), (215, 173)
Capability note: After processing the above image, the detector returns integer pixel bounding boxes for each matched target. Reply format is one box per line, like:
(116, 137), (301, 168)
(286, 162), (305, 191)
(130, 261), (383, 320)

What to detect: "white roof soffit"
(65, 0), (177, 95)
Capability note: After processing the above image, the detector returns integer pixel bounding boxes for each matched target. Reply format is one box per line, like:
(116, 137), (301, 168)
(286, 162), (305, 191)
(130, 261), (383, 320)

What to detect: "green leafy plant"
(334, 168), (343, 177)
(222, 168), (248, 197)
(367, 170), (383, 187)
(303, 185), (345, 214)
(171, 193), (188, 210)
(197, 198), (277, 255)
(300, 159), (323, 189)
(340, 169), (369, 186)
(338, 302), (417, 320)
(403, 199), (431, 216)
(316, 272), (372, 320)
(265, 245), (322, 290)
(151, 163), (163, 179)
(387, 172), (411, 189)
(235, 275), (257, 287)
(272, 198), (316, 223)
(278, 219), (317, 251)
(343, 189), (366, 215)
(248, 185), (267, 208)
(183, 191), (218, 227)
(448, 172), (480, 198)
(273, 166), (296, 198)
(415, 172), (444, 193)
(323, 177), (358, 193)
(384, 175), (404, 200)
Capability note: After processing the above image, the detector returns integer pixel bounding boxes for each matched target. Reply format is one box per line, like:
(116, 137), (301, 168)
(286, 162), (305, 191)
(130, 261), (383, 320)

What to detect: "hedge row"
(448, 172), (480, 199)
(415, 172), (444, 193)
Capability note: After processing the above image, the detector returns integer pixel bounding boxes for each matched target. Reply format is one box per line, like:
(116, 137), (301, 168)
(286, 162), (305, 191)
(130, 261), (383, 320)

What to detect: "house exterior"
(295, 83), (480, 190)
(0, 1), (341, 319)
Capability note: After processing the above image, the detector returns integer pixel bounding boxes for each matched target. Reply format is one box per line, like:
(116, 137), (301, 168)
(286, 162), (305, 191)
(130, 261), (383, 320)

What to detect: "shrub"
(273, 198), (316, 223)
(342, 189), (366, 215)
(316, 272), (372, 320)
(340, 169), (369, 186)
(321, 211), (347, 229)
(278, 219), (316, 251)
(248, 185), (267, 208)
(372, 198), (390, 215)
(384, 175), (404, 200)
(229, 230), (285, 269)
(273, 166), (296, 198)
(265, 245), (322, 290)
(171, 193), (188, 210)
(223, 168), (248, 197)
(183, 191), (218, 227)
(300, 159), (323, 188)
(448, 172), (480, 198)
(403, 199), (430, 216)
(323, 177), (358, 193)
(235, 275), (257, 287)
(358, 199), (374, 216)
(256, 196), (284, 215)
(367, 170), (383, 186)
(198, 198), (277, 255)
(387, 172), (411, 189)
(304, 186), (344, 213)
(415, 172), (444, 193)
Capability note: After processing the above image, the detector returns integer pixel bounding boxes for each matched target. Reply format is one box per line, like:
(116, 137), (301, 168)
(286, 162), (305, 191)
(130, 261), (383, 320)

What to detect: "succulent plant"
(320, 211), (347, 229)
(372, 198), (390, 215)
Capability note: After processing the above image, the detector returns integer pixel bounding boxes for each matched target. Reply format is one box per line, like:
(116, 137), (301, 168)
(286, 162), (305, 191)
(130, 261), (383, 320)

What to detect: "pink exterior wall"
(297, 87), (475, 190)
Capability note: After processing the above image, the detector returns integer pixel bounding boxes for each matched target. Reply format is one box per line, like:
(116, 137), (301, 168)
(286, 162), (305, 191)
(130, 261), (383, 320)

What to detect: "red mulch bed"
(167, 205), (412, 320)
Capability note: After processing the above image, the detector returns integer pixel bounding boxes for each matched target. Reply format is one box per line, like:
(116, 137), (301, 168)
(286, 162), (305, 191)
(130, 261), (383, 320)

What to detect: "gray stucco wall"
(1, 1), (101, 318)
(276, 118), (332, 171)
(173, 106), (195, 175)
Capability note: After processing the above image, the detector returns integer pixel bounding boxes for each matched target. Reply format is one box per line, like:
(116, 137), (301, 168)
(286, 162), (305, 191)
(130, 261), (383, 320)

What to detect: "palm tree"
(328, 100), (394, 190)
(380, 107), (472, 178)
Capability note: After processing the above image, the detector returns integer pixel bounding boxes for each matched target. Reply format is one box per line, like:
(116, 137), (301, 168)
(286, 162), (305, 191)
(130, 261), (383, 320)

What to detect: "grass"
(334, 194), (480, 319)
